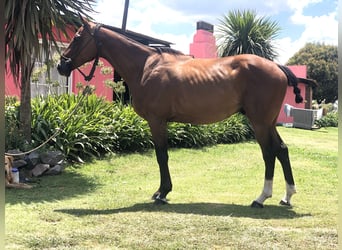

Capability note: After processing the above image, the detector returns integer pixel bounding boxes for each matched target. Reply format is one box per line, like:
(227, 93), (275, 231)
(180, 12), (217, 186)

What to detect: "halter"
(65, 23), (103, 82)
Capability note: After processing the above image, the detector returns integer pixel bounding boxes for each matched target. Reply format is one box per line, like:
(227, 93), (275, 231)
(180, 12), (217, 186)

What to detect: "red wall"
(71, 60), (114, 101)
(5, 66), (20, 96)
(5, 60), (114, 101)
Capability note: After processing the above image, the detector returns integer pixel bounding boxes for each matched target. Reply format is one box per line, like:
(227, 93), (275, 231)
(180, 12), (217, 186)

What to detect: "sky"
(91, 0), (338, 64)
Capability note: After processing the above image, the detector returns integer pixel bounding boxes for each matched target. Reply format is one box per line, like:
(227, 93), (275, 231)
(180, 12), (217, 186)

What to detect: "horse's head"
(57, 15), (100, 77)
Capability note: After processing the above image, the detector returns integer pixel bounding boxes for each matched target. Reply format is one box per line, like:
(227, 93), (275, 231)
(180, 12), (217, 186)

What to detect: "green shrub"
(167, 113), (253, 148)
(31, 94), (118, 161)
(168, 122), (216, 148)
(5, 96), (26, 151)
(207, 114), (254, 144)
(109, 105), (153, 152)
(315, 112), (338, 127)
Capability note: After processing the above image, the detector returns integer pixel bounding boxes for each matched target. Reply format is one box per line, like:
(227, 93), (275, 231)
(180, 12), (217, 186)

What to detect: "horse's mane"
(100, 24), (185, 56)
(153, 46), (185, 56)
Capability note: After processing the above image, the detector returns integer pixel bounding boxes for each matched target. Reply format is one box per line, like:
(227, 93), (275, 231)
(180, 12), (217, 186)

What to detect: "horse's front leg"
(148, 119), (172, 204)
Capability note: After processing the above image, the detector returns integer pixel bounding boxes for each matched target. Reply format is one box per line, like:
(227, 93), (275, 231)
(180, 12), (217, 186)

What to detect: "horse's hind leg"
(251, 124), (296, 208)
(275, 132), (296, 206)
(251, 125), (277, 208)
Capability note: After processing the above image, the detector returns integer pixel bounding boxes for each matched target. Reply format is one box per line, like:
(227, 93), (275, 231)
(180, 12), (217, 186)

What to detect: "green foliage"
(168, 114), (254, 148)
(216, 9), (281, 60)
(168, 123), (217, 148)
(5, 96), (26, 150)
(108, 105), (153, 152)
(287, 43), (338, 103)
(30, 94), (118, 162)
(315, 112), (338, 127)
(209, 114), (254, 144)
(6, 94), (254, 161)
(5, 0), (97, 142)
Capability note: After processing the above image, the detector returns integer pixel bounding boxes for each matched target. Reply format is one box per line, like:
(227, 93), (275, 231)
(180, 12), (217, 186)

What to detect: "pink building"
(190, 21), (217, 58)
(189, 21), (311, 124)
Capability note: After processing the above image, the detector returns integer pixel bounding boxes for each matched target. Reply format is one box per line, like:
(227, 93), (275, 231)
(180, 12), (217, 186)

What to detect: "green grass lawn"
(5, 127), (338, 249)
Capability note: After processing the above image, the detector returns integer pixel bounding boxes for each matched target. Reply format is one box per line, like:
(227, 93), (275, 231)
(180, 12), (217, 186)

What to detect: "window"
(31, 43), (71, 98)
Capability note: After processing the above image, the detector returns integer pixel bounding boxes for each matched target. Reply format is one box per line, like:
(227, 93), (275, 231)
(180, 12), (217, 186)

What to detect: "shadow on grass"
(5, 170), (97, 205)
(55, 201), (311, 220)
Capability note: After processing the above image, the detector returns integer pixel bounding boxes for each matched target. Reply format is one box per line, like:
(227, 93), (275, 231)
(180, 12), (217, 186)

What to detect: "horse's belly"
(170, 101), (240, 124)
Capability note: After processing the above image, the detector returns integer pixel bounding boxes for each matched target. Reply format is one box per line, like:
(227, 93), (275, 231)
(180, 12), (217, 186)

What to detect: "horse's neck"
(98, 28), (153, 89)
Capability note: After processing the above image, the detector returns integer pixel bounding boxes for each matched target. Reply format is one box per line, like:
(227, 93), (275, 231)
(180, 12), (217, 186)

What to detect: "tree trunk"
(19, 61), (34, 142)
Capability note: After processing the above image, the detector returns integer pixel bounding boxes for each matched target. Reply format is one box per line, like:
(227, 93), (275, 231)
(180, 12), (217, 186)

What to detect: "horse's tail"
(277, 64), (318, 104)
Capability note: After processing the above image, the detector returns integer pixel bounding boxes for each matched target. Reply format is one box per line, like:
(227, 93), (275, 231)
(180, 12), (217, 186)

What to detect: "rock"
(40, 151), (64, 165)
(12, 159), (28, 169)
(27, 152), (40, 166)
(44, 164), (64, 175)
(31, 164), (50, 177)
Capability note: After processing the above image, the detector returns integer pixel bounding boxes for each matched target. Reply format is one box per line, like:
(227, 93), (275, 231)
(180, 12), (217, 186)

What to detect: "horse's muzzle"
(57, 57), (73, 77)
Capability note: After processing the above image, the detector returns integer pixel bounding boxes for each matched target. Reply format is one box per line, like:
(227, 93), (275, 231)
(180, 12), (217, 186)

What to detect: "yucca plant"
(216, 9), (281, 60)
(5, 0), (96, 141)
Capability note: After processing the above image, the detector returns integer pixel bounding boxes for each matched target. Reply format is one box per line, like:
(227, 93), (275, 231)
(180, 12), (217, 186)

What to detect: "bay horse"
(58, 17), (317, 208)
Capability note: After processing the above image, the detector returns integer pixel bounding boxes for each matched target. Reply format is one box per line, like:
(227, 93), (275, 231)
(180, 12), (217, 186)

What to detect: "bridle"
(62, 23), (103, 82)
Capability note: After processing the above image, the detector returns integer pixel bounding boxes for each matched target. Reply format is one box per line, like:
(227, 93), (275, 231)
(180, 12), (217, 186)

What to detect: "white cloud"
(92, 0), (126, 27)
(92, 0), (198, 54)
(295, 12), (337, 44)
(275, 0), (338, 64)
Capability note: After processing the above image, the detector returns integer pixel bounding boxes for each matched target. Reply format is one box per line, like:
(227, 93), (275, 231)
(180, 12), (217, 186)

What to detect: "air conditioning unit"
(291, 108), (323, 129)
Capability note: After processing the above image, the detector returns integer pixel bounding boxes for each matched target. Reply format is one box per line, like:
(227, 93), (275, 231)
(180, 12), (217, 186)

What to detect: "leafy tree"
(216, 10), (281, 60)
(287, 43), (338, 103)
(5, 0), (96, 142)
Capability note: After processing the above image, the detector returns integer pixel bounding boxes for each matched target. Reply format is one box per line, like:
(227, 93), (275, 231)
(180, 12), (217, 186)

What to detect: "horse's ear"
(78, 13), (91, 31)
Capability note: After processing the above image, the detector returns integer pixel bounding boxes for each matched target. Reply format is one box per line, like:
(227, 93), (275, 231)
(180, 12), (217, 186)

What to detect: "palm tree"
(5, 0), (96, 142)
(216, 10), (281, 60)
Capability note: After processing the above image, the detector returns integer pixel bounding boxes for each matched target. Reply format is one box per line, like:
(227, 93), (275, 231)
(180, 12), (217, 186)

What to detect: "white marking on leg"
(281, 182), (296, 205)
(255, 179), (273, 204)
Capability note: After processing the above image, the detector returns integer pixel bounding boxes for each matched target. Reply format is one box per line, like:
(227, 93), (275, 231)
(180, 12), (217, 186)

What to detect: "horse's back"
(138, 54), (287, 124)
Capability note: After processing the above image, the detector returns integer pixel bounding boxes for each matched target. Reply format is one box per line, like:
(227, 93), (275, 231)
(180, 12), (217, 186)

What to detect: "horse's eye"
(74, 34), (81, 42)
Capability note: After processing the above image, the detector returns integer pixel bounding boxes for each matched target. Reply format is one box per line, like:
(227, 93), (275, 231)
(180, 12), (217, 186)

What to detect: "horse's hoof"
(154, 197), (168, 205)
(251, 200), (264, 208)
(152, 191), (161, 200)
(279, 200), (292, 207)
